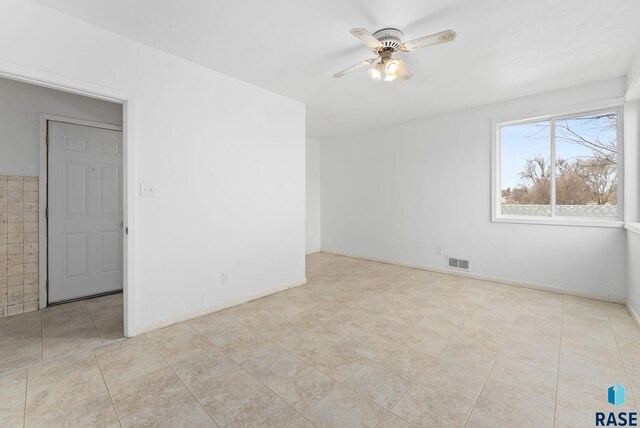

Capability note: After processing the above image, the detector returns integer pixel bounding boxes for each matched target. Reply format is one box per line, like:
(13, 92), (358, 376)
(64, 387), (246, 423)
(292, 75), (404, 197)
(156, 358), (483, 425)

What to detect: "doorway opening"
(0, 72), (133, 374)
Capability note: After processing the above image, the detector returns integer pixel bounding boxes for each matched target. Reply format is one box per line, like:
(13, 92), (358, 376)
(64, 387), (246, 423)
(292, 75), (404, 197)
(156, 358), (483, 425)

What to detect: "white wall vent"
(447, 257), (470, 271)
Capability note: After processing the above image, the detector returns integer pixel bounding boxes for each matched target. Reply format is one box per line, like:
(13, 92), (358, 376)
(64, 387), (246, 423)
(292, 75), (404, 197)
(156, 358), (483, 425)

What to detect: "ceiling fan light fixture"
(386, 60), (399, 73)
(383, 73), (397, 82)
(368, 62), (385, 80)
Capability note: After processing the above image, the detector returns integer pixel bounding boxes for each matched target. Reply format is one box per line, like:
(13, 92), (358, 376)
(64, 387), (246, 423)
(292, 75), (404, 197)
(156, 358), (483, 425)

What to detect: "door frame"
(39, 114), (124, 305)
(0, 61), (137, 337)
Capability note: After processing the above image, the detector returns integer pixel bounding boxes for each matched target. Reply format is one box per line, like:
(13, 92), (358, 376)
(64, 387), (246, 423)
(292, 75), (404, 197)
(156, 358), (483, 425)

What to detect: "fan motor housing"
(372, 28), (403, 51)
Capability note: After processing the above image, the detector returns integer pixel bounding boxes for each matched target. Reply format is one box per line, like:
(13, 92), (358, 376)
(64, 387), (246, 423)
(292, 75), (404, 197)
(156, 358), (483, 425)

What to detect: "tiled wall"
(0, 175), (39, 317)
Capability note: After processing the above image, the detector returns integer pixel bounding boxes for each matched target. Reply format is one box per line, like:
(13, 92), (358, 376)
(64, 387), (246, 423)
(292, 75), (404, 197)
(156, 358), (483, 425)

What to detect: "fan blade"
(400, 29), (456, 52)
(350, 28), (384, 49)
(333, 57), (377, 78)
(395, 59), (412, 81)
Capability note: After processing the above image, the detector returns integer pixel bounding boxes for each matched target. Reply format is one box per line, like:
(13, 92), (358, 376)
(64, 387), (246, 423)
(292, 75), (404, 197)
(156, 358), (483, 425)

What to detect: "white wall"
(306, 138), (321, 253)
(625, 98), (640, 321)
(0, 0), (305, 332)
(322, 77), (628, 301)
(0, 77), (122, 176)
(628, 231), (640, 321)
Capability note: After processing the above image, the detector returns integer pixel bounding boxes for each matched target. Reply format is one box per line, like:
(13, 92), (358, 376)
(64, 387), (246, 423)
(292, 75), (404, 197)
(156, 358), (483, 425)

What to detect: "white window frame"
(491, 99), (625, 228)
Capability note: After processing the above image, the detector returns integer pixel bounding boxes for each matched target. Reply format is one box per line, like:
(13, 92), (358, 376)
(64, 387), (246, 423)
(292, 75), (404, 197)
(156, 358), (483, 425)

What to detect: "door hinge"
(125, 227), (129, 235)
(45, 206), (48, 219)
(46, 134), (49, 145)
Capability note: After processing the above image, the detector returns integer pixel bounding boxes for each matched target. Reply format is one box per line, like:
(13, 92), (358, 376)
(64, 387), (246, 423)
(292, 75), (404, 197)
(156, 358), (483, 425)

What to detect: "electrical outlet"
(436, 245), (444, 255)
(221, 272), (229, 285)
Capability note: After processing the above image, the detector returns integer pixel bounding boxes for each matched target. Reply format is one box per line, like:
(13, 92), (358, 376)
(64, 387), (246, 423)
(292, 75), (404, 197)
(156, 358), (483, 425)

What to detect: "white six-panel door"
(48, 121), (123, 303)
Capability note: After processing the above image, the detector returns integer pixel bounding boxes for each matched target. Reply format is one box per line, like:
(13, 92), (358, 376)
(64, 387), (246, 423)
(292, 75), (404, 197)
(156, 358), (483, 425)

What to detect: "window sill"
(492, 216), (625, 228)
(626, 222), (640, 236)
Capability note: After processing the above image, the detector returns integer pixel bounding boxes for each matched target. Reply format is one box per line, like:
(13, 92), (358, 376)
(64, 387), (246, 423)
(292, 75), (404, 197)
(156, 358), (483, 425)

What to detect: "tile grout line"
(552, 294), (566, 427)
(461, 303), (523, 427)
(144, 334), (215, 424)
(22, 367), (29, 428)
(84, 301), (103, 343)
(92, 349), (123, 428)
(378, 333), (452, 428)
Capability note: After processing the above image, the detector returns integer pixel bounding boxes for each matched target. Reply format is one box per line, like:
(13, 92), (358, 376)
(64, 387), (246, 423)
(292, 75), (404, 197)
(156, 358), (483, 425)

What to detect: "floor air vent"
(447, 257), (470, 271)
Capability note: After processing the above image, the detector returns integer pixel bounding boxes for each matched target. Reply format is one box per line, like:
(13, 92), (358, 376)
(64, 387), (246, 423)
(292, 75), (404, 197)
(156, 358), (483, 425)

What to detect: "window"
(493, 106), (623, 225)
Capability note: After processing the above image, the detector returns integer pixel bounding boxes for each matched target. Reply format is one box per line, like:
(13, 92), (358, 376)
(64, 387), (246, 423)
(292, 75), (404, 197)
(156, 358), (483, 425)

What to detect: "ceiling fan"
(333, 27), (456, 82)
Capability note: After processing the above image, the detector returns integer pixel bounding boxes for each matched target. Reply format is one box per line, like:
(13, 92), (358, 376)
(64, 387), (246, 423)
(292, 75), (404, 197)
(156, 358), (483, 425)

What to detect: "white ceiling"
(34, 0), (640, 139)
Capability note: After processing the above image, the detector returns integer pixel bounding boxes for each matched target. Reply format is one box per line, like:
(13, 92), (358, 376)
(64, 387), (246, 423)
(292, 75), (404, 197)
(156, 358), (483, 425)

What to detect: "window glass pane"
(500, 121), (551, 216)
(555, 111), (618, 217)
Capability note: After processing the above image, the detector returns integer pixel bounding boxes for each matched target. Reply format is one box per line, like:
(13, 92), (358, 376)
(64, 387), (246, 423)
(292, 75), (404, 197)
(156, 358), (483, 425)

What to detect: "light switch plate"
(140, 183), (156, 198)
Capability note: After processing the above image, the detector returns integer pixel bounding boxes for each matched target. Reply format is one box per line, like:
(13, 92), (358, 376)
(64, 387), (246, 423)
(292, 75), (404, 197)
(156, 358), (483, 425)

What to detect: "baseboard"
(321, 249), (626, 304)
(136, 278), (308, 335)
(627, 301), (640, 330)
(306, 248), (321, 255)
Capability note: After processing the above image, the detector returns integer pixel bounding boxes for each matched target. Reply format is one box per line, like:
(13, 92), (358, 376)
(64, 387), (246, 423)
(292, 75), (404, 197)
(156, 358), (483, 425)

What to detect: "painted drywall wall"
(322, 77), (628, 300)
(0, 1), (305, 332)
(306, 138), (321, 253)
(625, 101), (640, 222)
(0, 77), (122, 176)
(626, 99), (640, 321)
(628, 231), (640, 321)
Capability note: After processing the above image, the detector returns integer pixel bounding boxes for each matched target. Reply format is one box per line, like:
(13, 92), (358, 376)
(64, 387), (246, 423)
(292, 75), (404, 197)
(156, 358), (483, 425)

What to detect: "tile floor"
(0, 292), (123, 374)
(1, 253), (640, 427)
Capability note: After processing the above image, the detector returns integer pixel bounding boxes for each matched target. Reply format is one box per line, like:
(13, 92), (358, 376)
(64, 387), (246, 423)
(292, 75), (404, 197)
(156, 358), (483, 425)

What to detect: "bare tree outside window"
(500, 110), (619, 218)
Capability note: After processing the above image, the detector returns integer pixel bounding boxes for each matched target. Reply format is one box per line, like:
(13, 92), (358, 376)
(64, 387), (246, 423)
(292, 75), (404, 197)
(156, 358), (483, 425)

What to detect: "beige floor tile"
(147, 321), (215, 364)
(374, 343), (434, 379)
(376, 412), (415, 428)
(182, 365), (263, 415)
(559, 351), (628, 390)
(218, 331), (270, 363)
(170, 345), (238, 388)
(94, 335), (167, 388)
(344, 362), (413, 409)
(286, 416), (317, 428)
(417, 358), (487, 405)
(26, 351), (118, 428)
(397, 325), (450, 357)
(42, 301), (103, 360)
(305, 384), (386, 428)
(433, 340), (500, 376)
(189, 314), (249, 345)
(241, 342), (303, 383)
(111, 366), (209, 428)
(499, 336), (559, 372)
(85, 293), (124, 342)
(196, 418), (220, 427)
(283, 332), (334, 361)
(554, 405), (594, 428)
(0, 310), (42, 374)
(490, 357), (558, 400)
(392, 381), (474, 427)
(265, 364), (336, 413)
(475, 378), (555, 428)
(305, 343), (368, 382)
(465, 408), (512, 427)
(563, 296), (608, 320)
(339, 330), (392, 359)
(213, 386), (299, 428)
(0, 369), (26, 428)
